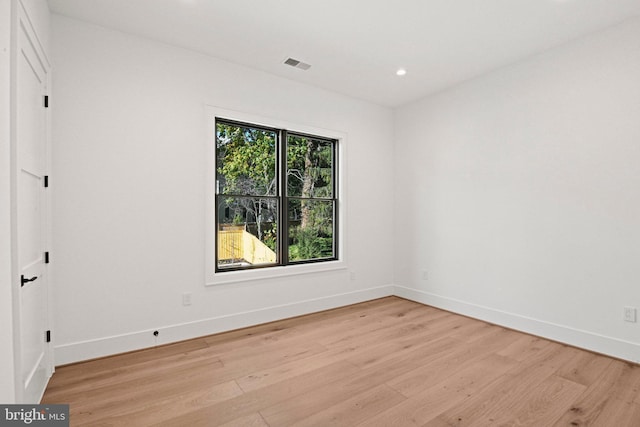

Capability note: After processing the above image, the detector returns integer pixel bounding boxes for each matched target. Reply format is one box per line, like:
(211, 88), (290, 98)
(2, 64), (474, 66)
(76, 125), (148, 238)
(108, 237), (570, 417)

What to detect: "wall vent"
(284, 57), (311, 70)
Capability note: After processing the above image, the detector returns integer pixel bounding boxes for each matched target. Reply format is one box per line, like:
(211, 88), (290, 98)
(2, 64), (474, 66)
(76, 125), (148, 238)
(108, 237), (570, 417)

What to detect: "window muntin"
(215, 119), (338, 272)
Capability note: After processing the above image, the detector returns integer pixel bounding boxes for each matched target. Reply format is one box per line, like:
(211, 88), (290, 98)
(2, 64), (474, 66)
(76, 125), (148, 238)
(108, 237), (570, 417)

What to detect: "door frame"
(0, 0), (16, 405)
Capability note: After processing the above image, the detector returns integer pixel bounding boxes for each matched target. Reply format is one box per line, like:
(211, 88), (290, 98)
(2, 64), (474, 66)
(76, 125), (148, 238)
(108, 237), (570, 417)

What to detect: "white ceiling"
(47, 0), (640, 107)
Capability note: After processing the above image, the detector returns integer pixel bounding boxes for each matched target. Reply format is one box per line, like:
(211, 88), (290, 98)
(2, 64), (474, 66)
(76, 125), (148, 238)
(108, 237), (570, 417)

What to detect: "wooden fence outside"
(218, 228), (276, 265)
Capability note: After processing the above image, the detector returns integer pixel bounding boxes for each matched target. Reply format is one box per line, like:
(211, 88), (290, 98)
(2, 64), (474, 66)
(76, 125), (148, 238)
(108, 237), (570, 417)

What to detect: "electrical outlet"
(349, 272), (356, 281)
(623, 306), (637, 323)
(421, 270), (428, 281)
(182, 292), (192, 306)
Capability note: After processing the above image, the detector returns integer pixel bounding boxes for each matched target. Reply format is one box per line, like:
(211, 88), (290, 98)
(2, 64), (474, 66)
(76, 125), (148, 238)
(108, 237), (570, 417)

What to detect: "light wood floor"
(42, 297), (640, 426)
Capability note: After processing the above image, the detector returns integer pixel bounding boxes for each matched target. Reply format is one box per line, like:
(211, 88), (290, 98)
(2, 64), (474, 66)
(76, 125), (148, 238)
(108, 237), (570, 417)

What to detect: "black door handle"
(21, 275), (38, 287)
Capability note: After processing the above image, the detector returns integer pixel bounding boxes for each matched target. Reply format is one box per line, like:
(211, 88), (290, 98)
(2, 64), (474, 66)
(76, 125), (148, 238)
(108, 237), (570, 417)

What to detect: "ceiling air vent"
(284, 57), (311, 71)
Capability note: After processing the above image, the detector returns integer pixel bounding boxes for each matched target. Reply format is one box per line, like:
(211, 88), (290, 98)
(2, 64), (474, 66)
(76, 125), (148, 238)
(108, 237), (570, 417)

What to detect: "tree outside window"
(215, 119), (337, 271)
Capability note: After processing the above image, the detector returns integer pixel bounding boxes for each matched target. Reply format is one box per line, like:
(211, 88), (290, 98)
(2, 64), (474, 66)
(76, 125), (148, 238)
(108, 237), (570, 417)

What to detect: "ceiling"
(47, 0), (640, 108)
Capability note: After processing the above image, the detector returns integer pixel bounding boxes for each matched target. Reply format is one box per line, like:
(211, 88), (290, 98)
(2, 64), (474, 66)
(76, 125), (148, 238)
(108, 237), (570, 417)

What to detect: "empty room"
(2, 0), (640, 425)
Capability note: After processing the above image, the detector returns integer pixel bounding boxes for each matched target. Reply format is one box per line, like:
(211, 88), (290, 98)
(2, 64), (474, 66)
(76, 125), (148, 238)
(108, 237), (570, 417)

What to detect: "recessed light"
(396, 68), (407, 76)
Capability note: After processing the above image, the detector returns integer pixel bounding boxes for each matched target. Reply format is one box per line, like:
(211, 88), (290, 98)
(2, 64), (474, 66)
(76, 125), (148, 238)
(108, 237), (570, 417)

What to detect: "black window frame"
(215, 117), (339, 273)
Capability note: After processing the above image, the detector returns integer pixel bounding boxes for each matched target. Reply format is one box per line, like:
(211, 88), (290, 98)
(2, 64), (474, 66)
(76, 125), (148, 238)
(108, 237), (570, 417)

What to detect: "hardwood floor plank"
(216, 413), (270, 427)
(342, 317), (469, 369)
(56, 359), (231, 425)
(235, 346), (348, 393)
(235, 306), (459, 394)
(609, 361), (640, 405)
(56, 338), (209, 381)
(290, 384), (406, 427)
(45, 338), (211, 390)
(216, 342), (327, 373)
(495, 333), (550, 361)
(554, 347), (614, 387)
(258, 374), (376, 426)
(387, 327), (520, 397)
(44, 355), (225, 408)
(553, 360), (640, 426)
(161, 360), (361, 426)
(591, 398), (640, 426)
(72, 380), (243, 427)
(422, 343), (579, 426)
(364, 354), (520, 427)
(41, 297), (640, 426)
(43, 346), (224, 400)
(466, 375), (585, 427)
(203, 297), (407, 350)
(553, 360), (626, 427)
(318, 304), (452, 351)
(260, 337), (462, 426)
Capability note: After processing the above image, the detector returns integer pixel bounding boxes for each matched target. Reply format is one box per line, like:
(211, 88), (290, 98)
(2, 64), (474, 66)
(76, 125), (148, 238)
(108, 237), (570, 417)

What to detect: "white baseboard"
(394, 285), (640, 364)
(54, 285), (394, 365)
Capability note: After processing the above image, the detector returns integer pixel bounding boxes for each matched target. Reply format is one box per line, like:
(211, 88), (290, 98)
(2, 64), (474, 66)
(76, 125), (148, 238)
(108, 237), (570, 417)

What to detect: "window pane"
(288, 199), (334, 262)
(216, 122), (277, 196)
(217, 197), (278, 269)
(287, 135), (333, 198)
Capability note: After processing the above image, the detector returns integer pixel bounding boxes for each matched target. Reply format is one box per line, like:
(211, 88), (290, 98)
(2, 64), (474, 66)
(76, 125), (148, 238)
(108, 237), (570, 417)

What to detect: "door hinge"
(44, 176), (49, 188)
(45, 251), (50, 264)
(46, 330), (51, 343)
(44, 95), (49, 108)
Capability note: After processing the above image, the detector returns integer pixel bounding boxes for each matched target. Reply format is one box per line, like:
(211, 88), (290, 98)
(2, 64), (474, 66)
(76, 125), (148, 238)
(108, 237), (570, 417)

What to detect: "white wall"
(394, 18), (640, 362)
(50, 15), (395, 364)
(49, 11), (640, 365)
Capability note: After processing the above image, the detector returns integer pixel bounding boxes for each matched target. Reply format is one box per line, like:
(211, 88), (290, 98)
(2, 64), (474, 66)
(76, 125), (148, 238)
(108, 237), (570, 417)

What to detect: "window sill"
(206, 260), (347, 286)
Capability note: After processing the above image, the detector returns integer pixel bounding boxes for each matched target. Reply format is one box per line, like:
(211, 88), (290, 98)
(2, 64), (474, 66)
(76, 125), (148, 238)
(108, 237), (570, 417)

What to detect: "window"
(215, 118), (338, 272)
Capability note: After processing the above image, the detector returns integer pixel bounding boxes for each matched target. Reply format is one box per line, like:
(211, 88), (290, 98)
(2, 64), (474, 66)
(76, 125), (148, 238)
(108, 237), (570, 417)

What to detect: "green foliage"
(262, 226), (277, 252)
(232, 213), (244, 225)
(289, 226), (333, 261)
(217, 123), (276, 196)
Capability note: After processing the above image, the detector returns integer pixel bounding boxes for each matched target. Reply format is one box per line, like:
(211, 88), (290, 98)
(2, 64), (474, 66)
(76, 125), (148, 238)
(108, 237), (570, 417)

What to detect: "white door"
(15, 7), (52, 403)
